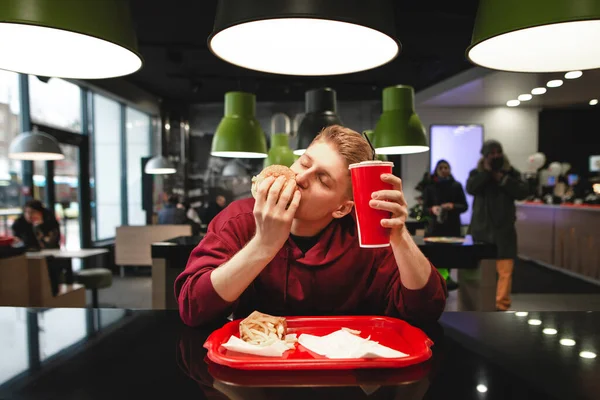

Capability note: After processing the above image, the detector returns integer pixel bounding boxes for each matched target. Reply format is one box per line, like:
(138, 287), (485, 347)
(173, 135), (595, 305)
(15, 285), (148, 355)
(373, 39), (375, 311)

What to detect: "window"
(29, 76), (82, 132)
(92, 94), (122, 241)
(0, 309), (28, 385)
(125, 107), (150, 225)
(0, 70), (22, 235)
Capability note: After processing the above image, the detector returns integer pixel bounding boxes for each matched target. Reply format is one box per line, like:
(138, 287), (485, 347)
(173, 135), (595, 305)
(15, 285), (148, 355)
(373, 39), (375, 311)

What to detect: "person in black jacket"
(423, 159), (468, 290)
(12, 199), (61, 250)
(467, 140), (528, 311)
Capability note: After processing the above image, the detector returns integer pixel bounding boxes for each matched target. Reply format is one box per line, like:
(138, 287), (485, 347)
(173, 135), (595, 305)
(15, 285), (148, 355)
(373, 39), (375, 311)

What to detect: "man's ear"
(332, 200), (354, 219)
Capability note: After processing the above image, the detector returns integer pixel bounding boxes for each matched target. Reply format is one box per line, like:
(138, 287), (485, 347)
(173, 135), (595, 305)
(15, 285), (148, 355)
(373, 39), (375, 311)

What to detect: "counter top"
(0, 308), (597, 399)
(517, 202), (600, 211)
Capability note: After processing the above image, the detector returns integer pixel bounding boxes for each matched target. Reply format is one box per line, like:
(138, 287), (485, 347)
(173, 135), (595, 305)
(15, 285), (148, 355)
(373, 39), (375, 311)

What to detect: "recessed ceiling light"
(543, 328), (558, 335)
(528, 319), (542, 326)
(507, 100), (520, 107)
(515, 311), (529, 317)
(547, 80), (563, 88)
(590, 99), (599, 106)
(531, 87), (547, 95)
(476, 384), (488, 393)
(560, 338), (576, 346)
(518, 94), (533, 101)
(565, 71), (583, 79)
(579, 351), (597, 359)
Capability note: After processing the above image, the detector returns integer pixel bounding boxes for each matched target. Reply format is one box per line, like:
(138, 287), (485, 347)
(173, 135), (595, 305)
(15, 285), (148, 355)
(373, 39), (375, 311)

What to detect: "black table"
(152, 235), (497, 311)
(0, 309), (597, 400)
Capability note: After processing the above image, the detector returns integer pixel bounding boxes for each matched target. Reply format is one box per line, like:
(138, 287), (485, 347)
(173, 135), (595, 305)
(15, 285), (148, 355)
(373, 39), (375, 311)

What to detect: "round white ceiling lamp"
(506, 100), (520, 107)
(589, 99), (599, 106)
(8, 127), (65, 161)
(564, 71), (583, 79)
(518, 94), (533, 101)
(547, 80), (563, 88)
(0, 0), (142, 79)
(531, 87), (547, 95)
(208, 0), (400, 76)
(467, 0), (600, 72)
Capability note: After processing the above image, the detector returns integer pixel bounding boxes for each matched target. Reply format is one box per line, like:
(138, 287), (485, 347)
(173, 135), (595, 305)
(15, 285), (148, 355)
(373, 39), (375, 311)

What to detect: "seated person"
(175, 125), (447, 327)
(158, 194), (187, 225)
(12, 199), (61, 250)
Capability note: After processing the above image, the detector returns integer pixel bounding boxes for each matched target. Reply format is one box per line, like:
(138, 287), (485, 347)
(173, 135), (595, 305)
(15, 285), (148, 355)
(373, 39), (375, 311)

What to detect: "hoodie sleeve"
(371, 250), (447, 323)
(174, 205), (255, 327)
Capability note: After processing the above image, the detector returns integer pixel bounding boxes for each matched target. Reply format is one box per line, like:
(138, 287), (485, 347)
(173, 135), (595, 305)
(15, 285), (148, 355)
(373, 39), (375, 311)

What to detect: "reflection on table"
(0, 309), (597, 399)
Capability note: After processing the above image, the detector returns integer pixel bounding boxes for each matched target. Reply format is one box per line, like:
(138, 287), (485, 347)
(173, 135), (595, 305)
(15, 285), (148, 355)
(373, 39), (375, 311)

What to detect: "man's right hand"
(252, 175), (301, 255)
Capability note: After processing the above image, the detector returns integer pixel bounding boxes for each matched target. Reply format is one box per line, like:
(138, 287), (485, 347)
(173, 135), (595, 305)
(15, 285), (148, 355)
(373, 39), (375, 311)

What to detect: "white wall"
(401, 107), (540, 205)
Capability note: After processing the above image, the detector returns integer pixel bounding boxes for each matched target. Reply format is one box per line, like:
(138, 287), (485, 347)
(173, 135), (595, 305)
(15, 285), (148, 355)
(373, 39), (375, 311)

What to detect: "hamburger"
(251, 164), (297, 199)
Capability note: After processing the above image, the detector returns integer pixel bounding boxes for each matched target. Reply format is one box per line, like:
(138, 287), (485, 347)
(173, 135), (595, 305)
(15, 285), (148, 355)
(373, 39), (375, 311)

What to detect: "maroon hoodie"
(175, 198), (447, 327)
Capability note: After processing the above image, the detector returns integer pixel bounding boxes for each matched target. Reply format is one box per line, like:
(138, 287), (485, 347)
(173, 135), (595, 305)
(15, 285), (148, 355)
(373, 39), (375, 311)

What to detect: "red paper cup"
(349, 161), (394, 248)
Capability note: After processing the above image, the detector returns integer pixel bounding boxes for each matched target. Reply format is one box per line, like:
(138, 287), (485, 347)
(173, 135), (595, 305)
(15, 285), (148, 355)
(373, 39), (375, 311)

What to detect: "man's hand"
(441, 203), (454, 210)
(431, 205), (442, 216)
(253, 175), (301, 255)
(369, 173), (408, 245)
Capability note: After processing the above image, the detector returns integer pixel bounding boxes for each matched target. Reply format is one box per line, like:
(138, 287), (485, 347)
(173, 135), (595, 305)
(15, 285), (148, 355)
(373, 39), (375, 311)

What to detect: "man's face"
(216, 195), (226, 207)
(290, 141), (353, 221)
(486, 147), (503, 162)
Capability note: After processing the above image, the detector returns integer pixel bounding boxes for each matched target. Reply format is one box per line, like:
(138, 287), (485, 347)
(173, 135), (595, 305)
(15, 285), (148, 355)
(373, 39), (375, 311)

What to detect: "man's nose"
(295, 171), (309, 189)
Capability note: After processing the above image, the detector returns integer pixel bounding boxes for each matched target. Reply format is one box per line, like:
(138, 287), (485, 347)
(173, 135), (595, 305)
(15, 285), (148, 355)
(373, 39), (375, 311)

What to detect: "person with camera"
(467, 140), (528, 311)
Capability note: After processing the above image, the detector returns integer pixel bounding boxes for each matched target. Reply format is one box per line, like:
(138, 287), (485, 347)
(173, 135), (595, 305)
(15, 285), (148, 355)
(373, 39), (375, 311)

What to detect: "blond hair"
(309, 125), (373, 197)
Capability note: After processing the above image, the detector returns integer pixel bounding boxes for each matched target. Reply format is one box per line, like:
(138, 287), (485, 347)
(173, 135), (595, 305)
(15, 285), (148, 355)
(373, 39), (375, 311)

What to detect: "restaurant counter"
(0, 308), (597, 400)
(515, 203), (600, 283)
(151, 235), (496, 312)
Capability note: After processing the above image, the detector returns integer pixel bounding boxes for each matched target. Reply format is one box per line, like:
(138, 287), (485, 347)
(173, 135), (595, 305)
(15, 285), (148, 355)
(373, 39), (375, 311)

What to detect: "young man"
(175, 125), (447, 326)
(467, 140), (528, 311)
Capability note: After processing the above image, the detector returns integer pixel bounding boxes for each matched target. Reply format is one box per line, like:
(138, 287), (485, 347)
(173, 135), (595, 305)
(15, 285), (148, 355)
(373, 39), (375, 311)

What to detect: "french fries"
(239, 311), (288, 345)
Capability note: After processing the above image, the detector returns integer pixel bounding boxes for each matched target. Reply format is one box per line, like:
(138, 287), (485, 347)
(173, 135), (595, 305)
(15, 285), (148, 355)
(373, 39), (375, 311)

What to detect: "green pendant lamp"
(264, 113), (295, 168)
(208, 0), (400, 76)
(8, 126), (64, 161)
(363, 130), (388, 161)
(467, 0), (600, 72)
(0, 0), (142, 78)
(373, 85), (428, 155)
(211, 92), (267, 159)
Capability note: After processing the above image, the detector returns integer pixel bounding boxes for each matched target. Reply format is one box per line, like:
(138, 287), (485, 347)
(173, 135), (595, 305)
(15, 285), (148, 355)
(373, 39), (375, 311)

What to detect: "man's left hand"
(369, 173), (408, 244)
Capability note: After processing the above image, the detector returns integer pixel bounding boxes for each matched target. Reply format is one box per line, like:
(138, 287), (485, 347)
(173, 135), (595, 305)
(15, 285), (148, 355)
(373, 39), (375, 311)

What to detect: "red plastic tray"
(203, 315), (433, 370)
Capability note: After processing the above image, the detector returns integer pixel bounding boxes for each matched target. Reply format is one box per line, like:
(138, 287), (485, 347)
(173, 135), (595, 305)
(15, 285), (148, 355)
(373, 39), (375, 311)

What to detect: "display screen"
(430, 125), (484, 226)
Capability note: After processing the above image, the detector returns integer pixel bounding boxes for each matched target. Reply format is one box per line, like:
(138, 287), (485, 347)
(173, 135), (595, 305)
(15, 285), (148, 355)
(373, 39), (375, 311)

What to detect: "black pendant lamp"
(294, 88), (342, 155)
(0, 0), (142, 79)
(208, 0), (400, 76)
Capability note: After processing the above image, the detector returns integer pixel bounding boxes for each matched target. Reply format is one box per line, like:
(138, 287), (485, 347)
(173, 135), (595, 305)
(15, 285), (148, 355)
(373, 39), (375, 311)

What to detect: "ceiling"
(94, 0), (481, 104)
(419, 67), (600, 109)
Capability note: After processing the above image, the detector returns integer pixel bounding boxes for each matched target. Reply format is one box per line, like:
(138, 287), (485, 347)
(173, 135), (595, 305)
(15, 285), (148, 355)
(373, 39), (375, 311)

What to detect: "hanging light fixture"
(294, 88), (342, 156)
(9, 127), (64, 161)
(373, 85), (429, 155)
(145, 119), (176, 174)
(363, 130), (388, 161)
(208, 0), (400, 76)
(211, 92), (267, 158)
(467, 0), (600, 72)
(0, 0), (142, 79)
(265, 113), (295, 168)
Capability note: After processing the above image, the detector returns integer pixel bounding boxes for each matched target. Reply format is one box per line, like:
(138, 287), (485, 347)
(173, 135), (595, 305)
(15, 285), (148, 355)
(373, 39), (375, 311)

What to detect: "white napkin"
(221, 335), (294, 357)
(298, 329), (408, 359)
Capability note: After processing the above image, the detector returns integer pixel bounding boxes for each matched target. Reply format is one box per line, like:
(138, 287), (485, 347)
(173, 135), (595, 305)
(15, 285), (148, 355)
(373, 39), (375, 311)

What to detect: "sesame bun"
(251, 165), (296, 198)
